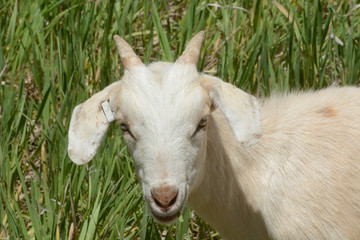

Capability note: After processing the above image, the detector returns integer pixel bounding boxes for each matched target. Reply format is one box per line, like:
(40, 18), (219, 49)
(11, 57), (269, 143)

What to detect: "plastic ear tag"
(101, 101), (115, 122)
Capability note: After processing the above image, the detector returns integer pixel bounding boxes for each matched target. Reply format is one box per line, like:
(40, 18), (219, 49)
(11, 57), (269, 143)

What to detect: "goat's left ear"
(200, 75), (262, 146)
(68, 82), (121, 165)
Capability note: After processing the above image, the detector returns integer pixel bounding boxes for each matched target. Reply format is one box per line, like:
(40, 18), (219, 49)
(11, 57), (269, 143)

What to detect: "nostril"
(169, 193), (177, 206)
(153, 195), (162, 207)
(151, 187), (178, 210)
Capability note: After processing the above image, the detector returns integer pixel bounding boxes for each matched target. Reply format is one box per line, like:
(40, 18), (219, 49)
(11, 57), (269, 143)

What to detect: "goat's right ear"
(68, 82), (121, 165)
(200, 75), (262, 146)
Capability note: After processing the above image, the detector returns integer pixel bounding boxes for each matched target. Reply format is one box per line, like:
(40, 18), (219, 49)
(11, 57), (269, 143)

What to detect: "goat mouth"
(151, 211), (179, 224)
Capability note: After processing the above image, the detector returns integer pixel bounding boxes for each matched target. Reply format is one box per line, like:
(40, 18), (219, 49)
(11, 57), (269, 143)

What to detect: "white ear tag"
(101, 101), (115, 122)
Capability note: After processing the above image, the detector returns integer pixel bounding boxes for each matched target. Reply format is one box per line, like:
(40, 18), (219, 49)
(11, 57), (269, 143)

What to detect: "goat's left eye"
(198, 118), (208, 128)
(193, 118), (208, 137)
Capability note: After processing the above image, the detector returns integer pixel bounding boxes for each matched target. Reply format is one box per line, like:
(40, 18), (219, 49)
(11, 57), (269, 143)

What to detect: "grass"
(0, 0), (359, 239)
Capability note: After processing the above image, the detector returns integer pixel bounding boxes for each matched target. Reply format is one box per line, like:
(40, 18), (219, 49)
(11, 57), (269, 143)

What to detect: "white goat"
(68, 31), (360, 240)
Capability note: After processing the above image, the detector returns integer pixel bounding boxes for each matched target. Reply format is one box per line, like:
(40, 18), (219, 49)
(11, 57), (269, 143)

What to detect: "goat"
(68, 31), (360, 240)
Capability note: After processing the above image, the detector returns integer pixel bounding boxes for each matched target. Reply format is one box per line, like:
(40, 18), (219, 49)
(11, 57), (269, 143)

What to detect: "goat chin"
(151, 211), (179, 224)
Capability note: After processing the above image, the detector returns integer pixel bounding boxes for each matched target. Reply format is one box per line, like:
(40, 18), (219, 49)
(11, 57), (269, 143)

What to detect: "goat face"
(116, 62), (211, 223)
(68, 32), (262, 224)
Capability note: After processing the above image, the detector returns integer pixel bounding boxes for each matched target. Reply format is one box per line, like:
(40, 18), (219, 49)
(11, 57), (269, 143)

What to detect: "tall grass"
(1, 0), (359, 239)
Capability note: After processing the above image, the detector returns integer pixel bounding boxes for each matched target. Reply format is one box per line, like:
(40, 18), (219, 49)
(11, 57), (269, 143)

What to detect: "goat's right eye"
(120, 123), (129, 132)
(120, 123), (137, 140)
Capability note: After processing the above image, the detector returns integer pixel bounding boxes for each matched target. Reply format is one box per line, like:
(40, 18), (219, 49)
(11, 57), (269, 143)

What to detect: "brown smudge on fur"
(317, 106), (337, 118)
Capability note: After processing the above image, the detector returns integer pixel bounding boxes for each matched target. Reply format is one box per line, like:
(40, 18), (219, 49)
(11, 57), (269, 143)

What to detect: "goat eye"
(120, 123), (129, 132)
(193, 118), (208, 137)
(198, 118), (208, 128)
(120, 123), (137, 140)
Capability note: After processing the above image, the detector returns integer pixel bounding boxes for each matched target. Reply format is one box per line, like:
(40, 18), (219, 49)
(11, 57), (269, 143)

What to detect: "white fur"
(68, 81), (121, 164)
(68, 60), (360, 239)
(200, 75), (262, 146)
(189, 87), (360, 239)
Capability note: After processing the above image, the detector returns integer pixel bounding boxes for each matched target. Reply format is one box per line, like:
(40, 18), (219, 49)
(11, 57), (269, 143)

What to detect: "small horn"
(176, 31), (205, 65)
(113, 35), (143, 69)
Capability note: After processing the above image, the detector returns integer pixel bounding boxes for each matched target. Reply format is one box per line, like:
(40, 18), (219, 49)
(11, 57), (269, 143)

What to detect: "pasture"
(0, 0), (359, 239)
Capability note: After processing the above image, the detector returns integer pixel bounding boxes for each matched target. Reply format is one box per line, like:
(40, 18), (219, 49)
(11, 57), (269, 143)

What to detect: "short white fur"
(68, 32), (360, 239)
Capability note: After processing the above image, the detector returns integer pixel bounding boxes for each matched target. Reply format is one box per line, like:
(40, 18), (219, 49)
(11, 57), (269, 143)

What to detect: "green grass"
(0, 0), (359, 239)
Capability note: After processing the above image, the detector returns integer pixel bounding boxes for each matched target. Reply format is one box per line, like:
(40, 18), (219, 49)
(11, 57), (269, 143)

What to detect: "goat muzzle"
(151, 186), (178, 212)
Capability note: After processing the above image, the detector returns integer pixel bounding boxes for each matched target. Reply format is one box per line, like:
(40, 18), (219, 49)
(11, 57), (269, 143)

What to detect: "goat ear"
(68, 82), (121, 165)
(200, 75), (262, 146)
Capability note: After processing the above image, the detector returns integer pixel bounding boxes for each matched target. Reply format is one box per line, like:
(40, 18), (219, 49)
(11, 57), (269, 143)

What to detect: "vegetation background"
(0, 0), (359, 239)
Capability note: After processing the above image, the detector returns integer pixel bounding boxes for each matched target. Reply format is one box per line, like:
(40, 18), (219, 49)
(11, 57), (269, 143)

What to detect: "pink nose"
(151, 186), (178, 211)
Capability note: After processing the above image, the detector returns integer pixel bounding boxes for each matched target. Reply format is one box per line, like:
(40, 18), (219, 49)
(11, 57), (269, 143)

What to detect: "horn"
(113, 35), (143, 69)
(176, 31), (205, 65)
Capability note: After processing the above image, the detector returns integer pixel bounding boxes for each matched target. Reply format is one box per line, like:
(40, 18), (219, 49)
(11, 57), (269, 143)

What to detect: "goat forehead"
(120, 78), (207, 128)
